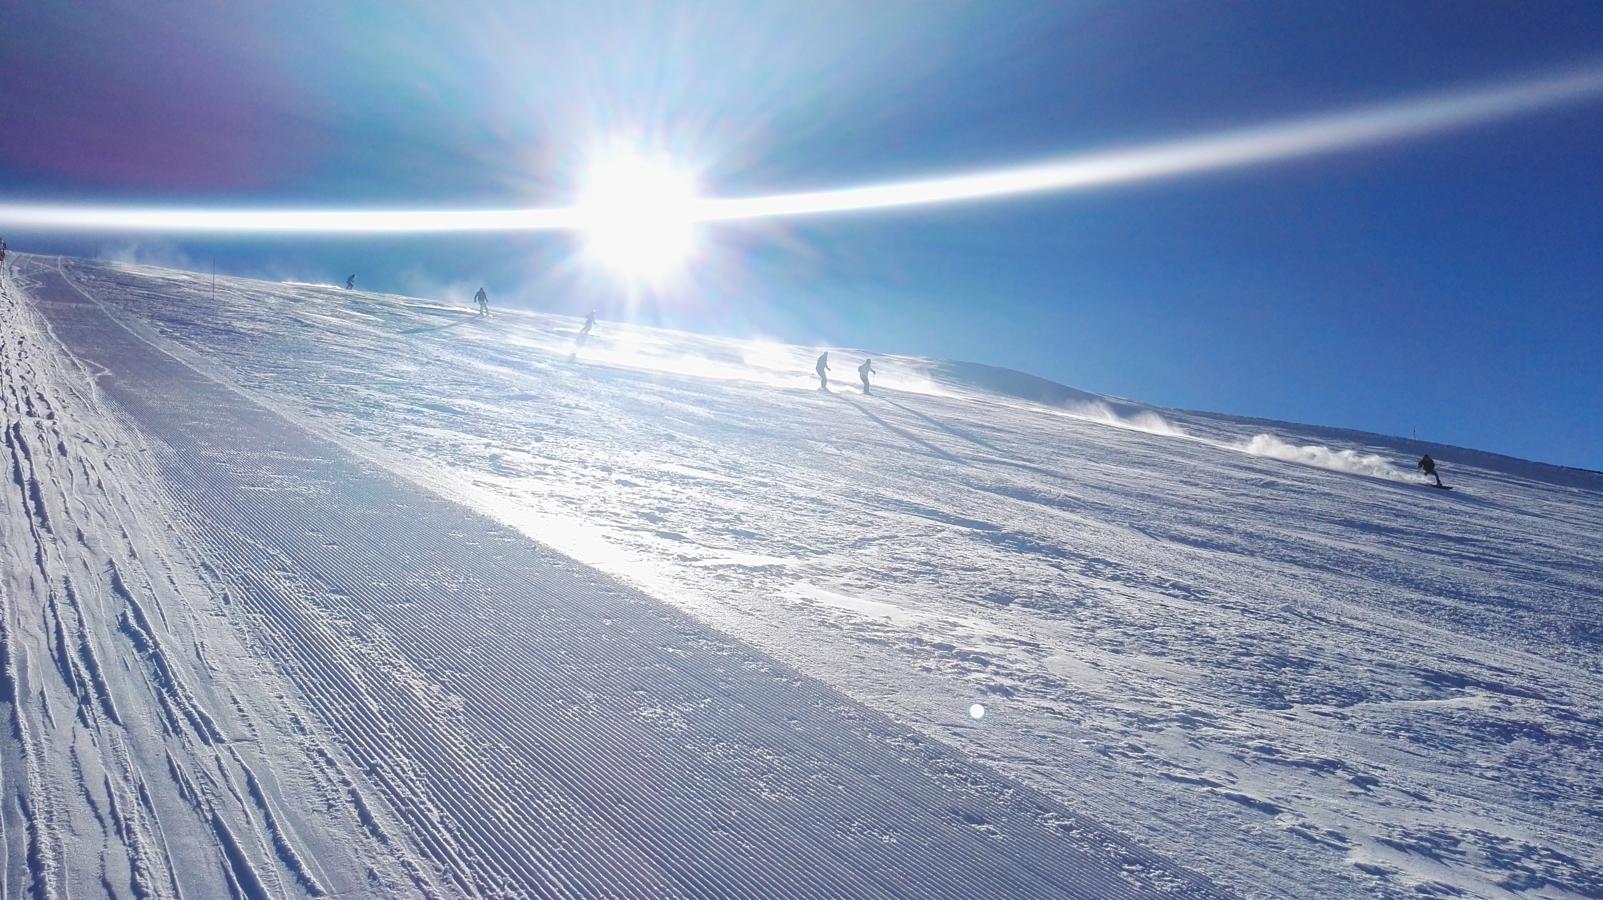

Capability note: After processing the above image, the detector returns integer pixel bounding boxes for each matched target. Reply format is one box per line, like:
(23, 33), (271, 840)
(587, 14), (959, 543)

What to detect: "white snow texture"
(3, 254), (1600, 899)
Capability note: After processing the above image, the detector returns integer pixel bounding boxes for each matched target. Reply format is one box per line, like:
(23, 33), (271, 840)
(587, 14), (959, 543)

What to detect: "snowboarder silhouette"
(345, 274), (356, 290)
(1418, 454), (1445, 488)
(858, 358), (877, 395)
(815, 352), (830, 391)
(474, 286), (489, 316)
(580, 310), (596, 337)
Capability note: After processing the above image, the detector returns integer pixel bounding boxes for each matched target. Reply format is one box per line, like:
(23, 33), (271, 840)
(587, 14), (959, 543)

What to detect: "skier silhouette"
(580, 310), (596, 336)
(345, 274), (356, 290)
(815, 352), (830, 391)
(474, 286), (489, 316)
(858, 358), (877, 395)
(1418, 454), (1445, 487)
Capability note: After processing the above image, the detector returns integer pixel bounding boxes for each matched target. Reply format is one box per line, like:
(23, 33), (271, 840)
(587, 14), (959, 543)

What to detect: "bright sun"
(577, 155), (699, 284)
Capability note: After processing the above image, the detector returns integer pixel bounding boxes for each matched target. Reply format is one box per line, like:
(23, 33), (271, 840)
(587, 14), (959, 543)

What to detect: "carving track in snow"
(24, 261), (1223, 897)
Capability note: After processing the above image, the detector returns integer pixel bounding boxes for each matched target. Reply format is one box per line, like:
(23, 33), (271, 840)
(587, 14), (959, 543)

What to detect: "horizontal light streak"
(1, 66), (1598, 234)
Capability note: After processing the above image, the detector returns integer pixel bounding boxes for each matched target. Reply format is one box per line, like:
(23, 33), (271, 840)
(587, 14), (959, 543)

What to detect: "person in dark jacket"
(1418, 454), (1445, 487)
(345, 274), (356, 290)
(474, 286), (489, 316)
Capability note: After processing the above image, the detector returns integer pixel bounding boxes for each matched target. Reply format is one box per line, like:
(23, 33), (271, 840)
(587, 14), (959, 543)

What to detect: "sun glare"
(577, 155), (699, 283)
(2, 67), (1599, 238)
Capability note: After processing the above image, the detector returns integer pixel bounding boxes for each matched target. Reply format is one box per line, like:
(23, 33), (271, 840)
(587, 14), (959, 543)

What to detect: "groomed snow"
(9, 255), (1603, 898)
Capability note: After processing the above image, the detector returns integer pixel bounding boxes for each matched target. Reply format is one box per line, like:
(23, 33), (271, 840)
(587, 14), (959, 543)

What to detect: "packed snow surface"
(5, 255), (1602, 898)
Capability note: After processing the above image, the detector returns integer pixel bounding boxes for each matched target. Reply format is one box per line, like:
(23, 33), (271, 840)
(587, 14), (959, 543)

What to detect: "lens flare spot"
(577, 154), (698, 283)
(970, 703), (986, 720)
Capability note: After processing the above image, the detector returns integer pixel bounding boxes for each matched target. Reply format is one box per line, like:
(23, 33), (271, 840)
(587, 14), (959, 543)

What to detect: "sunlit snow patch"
(787, 584), (927, 628)
(579, 339), (812, 390)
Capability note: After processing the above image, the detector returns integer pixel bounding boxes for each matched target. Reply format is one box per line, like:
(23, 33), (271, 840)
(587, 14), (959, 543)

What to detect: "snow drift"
(1236, 432), (1423, 482)
(1067, 400), (1190, 438)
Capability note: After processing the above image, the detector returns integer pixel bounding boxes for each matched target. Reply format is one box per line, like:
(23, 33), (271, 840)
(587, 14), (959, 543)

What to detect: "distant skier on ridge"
(345, 274), (356, 290)
(815, 352), (830, 391)
(1418, 454), (1446, 488)
(580, 310), (597, 337)
(858, 358), (877, 395)
(474, 286), (489, 316)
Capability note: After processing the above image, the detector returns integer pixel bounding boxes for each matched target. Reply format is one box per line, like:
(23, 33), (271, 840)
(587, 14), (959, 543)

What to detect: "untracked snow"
(8, 255), (1603, 898)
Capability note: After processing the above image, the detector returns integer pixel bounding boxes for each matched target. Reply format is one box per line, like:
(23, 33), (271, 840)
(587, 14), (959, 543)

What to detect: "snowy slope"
(10, 255), (1603, 898)
(8, 257), (1228, 898)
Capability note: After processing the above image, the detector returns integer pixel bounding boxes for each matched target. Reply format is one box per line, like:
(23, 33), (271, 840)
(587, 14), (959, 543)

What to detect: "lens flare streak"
(1, 67), (1599, 234)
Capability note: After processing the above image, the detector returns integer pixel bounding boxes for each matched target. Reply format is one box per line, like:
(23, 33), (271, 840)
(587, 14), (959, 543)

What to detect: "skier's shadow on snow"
(399, 315), (479, 335)
(836, 394), (968, 466)
(879, 395), (1002, 455)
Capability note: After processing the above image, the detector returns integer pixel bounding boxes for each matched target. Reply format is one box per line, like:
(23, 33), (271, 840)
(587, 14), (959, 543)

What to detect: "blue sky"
(3, 1), (1600, 468)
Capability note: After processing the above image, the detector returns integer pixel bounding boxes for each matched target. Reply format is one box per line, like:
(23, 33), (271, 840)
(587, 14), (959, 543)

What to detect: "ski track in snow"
(8, 254), (1603, 898)
(0, 261), (434, 898)
(7, 254), (1229, 898)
